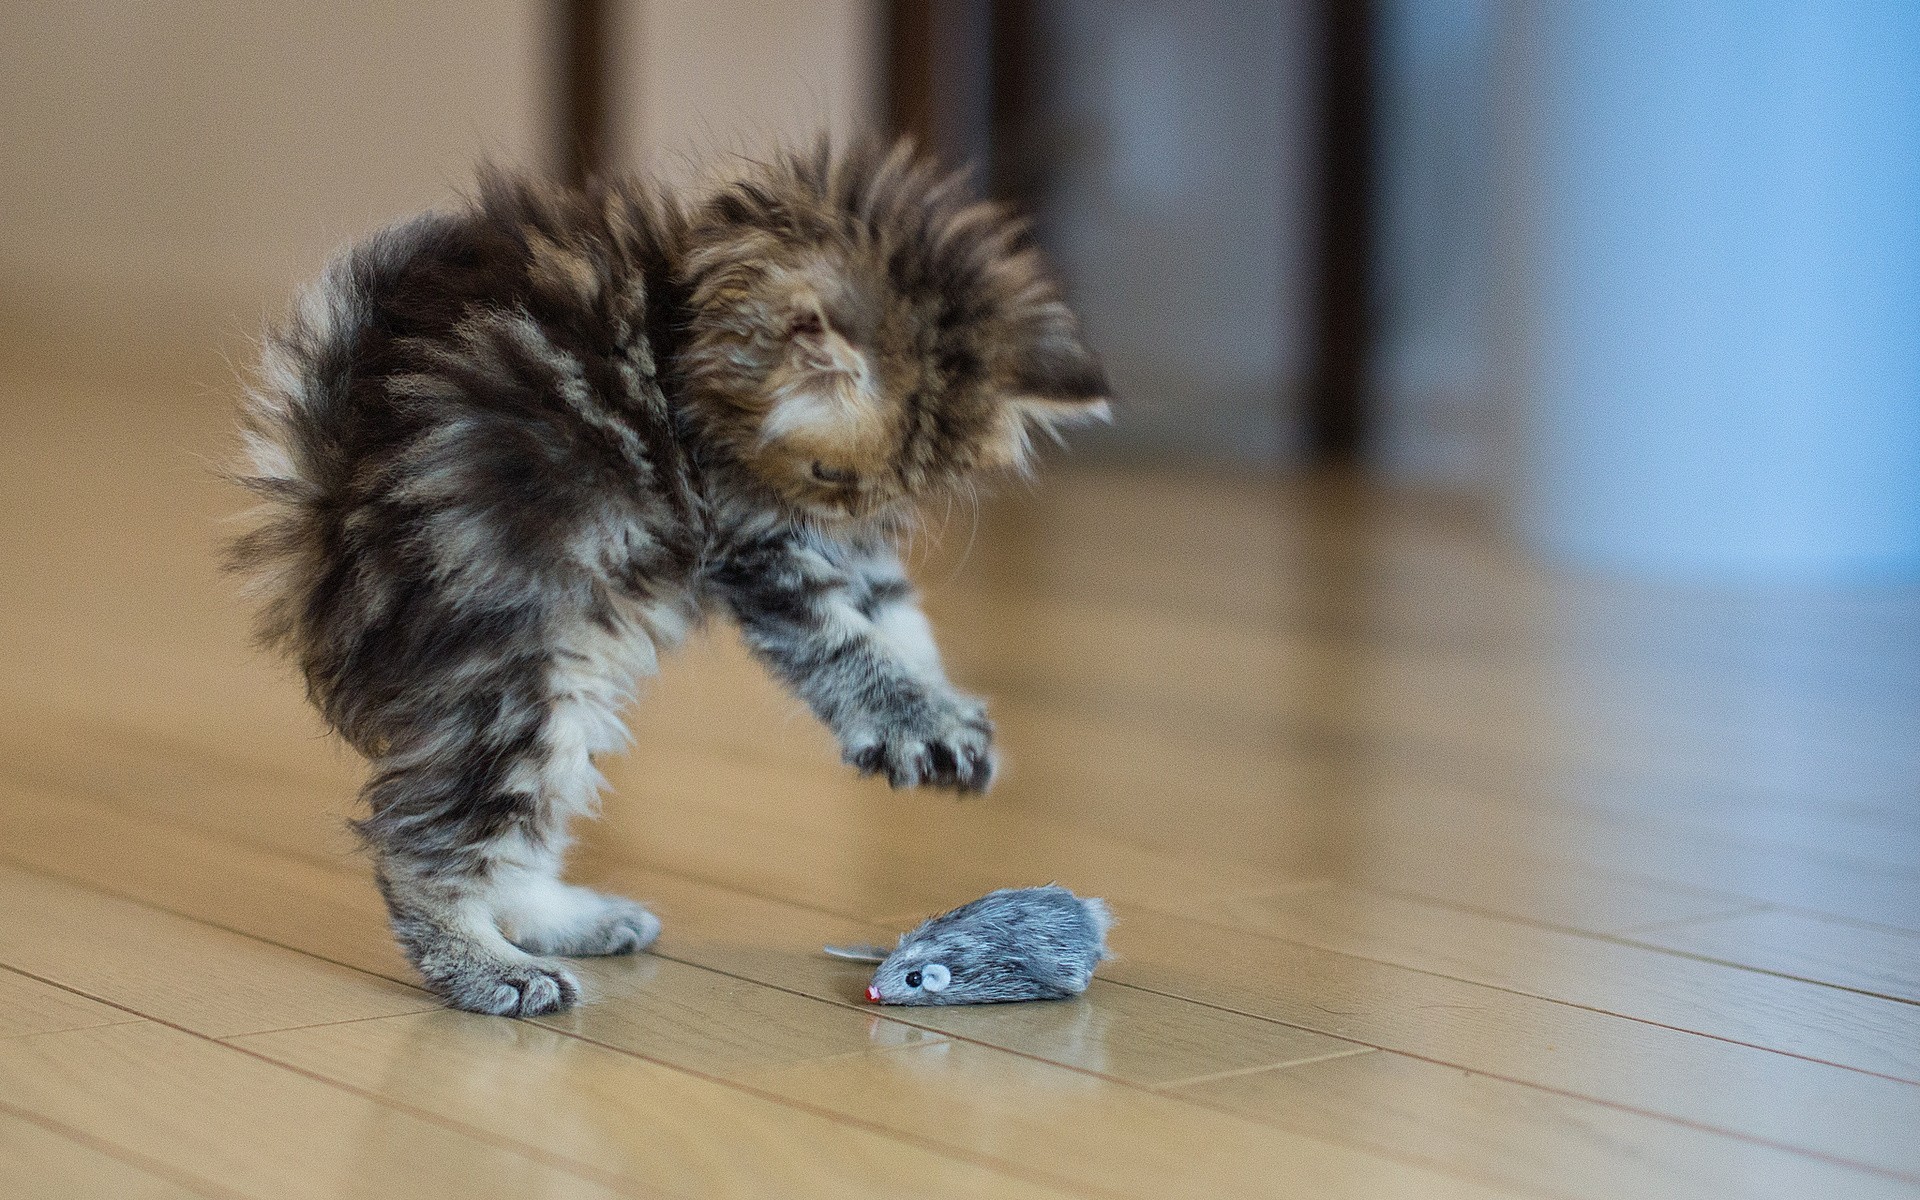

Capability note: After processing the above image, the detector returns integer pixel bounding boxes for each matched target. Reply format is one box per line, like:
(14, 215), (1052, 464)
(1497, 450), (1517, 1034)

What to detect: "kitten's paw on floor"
(846, 700), (996, 793)
(502, 889), (663, 958)
(551, 899), (662, 957)
(440, 959), (581, 1017)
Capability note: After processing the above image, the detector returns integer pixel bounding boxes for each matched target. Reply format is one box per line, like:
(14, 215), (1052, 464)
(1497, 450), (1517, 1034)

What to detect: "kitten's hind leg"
(359, 603), (666, 1015)
(487, 614), (663, 962)
(375, 856), (584, 1017)
(362, 743), (611, 1016)
(374, 819), (659, 1015)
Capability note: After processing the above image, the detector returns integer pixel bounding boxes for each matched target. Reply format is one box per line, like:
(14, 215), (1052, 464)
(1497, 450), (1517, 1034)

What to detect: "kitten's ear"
(1006, 393), (1113, 432)
(1002, 314), (1113, 436)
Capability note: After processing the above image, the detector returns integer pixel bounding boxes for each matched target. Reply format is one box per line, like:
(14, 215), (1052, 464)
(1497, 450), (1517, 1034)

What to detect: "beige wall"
(1, 1), (546, 333)
(616, 0), (879, 187)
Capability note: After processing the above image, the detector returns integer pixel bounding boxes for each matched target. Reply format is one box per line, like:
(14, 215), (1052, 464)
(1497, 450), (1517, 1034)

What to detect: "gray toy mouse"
(824, 885), (1112, 1005)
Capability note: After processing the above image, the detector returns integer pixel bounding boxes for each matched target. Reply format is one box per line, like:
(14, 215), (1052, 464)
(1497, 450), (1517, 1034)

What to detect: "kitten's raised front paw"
(845, 698), (996, 793)
(436, 958), (582, 1018)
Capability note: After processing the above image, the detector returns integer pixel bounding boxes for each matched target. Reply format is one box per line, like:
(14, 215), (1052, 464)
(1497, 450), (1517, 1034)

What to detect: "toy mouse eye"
(920, 963), (951, 993)
(904, 970), (922, 988)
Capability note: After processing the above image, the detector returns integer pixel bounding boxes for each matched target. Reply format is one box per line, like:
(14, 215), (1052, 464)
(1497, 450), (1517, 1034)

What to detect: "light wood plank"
(1355, 788), (1920, 934)
(0, 706), (361, 873)
(739, 1039), (1522, 1199)
(232, 1011), (1074, 1200)
(931, 592), (1920, 862)
(1197, 884), (1920, 1081)
(2, 770), (1509, 1198)
(595, 740), (1282, 923)
(0, 966), (137, 1040)
(541, 951), (947, 1076)
(4, 777), (1368, 1092)
(1323, 830), (1751, 936)
(0, 784), (955, 1085)
(1630, 908), (1920, 1004)
(0, 1108), (210, 1200)
(1098, 904), (1920, 1181)
(24, 744), (1915, 1186)
(1172, 1044), (1920, 1200)
(585, 855), (1369, 1087)
(0, 1023), (629, 1199)
(0, 862), (435, 1038)
(0, 778), (408, 983)
(614, 632), (1836, 935)
(598, 730), (1754, 937)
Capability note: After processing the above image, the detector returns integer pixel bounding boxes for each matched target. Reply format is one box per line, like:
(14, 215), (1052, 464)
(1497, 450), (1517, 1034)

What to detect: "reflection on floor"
(2, 370), (1917, 1198)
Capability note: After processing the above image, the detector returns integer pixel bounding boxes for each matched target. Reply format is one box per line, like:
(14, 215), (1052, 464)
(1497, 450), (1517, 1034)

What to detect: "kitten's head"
(678, 139), (1110, 524)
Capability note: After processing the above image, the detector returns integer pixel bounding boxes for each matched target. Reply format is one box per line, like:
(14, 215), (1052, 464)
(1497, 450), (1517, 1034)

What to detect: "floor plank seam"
(11, 789), (1917, 1103)
(208, 1037), (682, 1199)
(1115, 922), (1920, 1088)
(0, 961), (679, 1199)
(16, 755), (1916, 1037)
(1602, 936), (1920, 1010)
(0, 758), (374, 879)
(0, 961), (147, 1041)
(510, 1017), (1341, 1200)
(3, 830), (1531, 1197)
(1326, 884), (1920, 1010)
(1601, 904), (1779, 936)
(456, 1018), (1129, 1200)
(1104, 975), (1920, 1188)
(1149, 1046), (1379, 1092)
(951, 665), (1920, 880)
(0, 1097), (244, 1200)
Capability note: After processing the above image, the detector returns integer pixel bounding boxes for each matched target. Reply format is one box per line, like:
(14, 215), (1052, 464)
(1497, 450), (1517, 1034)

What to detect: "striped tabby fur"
(228, 140), (1109, 1016)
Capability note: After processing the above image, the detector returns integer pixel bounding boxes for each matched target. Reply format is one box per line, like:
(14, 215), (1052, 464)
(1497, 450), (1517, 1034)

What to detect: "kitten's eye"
(811, 462), (856, 486)
(788, 310), (826, 339)
(920, 963), (951, 993)
(904, 970), (923, 988)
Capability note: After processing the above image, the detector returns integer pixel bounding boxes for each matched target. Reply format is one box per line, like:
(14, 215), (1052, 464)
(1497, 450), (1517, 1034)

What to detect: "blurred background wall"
(3, 0), (1917, 580)
(0, 2), (546, 347)
(613, 0), (876, 187)
(1029, 1), (1319, 465)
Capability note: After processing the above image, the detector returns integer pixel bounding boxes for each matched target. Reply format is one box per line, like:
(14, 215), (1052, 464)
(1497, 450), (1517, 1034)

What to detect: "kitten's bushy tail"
(225, 213), (443, 655)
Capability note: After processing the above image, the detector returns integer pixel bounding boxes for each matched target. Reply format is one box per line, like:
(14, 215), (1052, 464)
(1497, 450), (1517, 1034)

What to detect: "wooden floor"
(2, 362), (1918, 1199)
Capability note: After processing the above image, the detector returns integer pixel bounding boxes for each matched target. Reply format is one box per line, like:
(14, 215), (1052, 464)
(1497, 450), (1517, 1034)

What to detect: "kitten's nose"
(865, 985), (881, 1003)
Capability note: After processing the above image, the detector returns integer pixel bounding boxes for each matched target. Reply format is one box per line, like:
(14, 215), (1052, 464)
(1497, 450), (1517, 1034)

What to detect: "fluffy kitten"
(229, 140), (1110, 1016)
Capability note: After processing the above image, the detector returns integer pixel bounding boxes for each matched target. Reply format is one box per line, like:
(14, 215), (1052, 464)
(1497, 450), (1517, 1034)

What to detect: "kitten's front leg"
(716, 532), (996, 792)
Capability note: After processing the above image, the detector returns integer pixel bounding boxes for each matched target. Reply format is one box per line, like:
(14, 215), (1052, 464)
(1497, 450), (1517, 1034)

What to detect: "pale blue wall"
(1518, 0), (1920, 579)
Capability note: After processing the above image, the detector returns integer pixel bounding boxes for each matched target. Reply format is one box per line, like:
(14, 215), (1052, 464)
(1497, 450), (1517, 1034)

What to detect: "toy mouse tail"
(822, 944), (890, 963)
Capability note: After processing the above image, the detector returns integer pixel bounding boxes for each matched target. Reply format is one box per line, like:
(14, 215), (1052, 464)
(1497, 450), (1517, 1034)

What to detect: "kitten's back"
(227, 176), (696, 735)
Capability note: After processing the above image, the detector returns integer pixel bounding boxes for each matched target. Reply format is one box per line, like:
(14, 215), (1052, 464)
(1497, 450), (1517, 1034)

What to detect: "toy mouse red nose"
(865, 985), (881, 1003)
